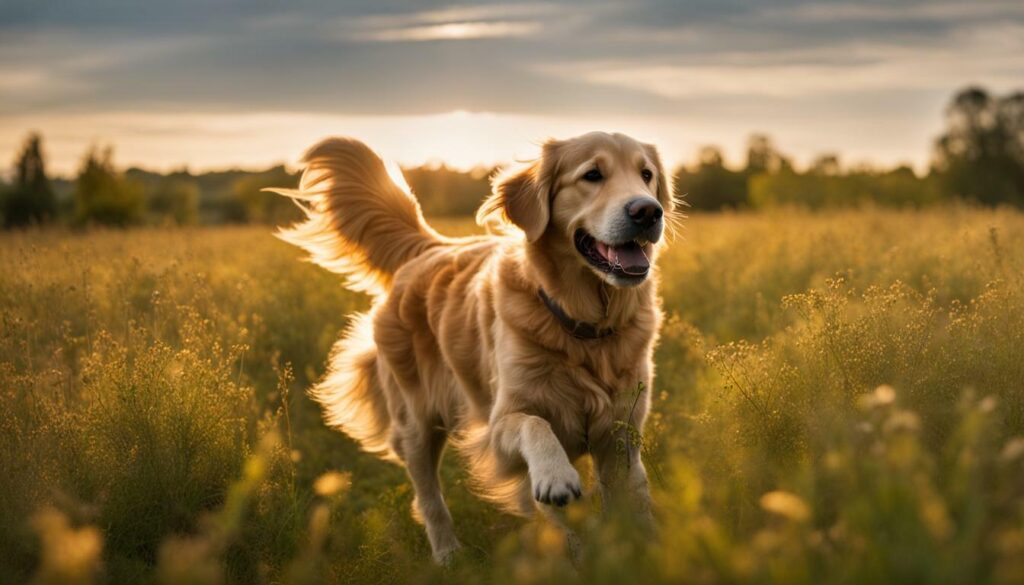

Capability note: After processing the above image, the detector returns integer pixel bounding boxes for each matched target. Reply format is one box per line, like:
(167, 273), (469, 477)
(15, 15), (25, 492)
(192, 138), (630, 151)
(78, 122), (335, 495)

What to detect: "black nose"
(625, 197), (663, 229)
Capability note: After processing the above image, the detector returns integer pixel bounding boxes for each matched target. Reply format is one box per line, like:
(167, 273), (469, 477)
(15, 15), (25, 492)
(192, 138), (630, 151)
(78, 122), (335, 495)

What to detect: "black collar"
(537, 287), (615, 340)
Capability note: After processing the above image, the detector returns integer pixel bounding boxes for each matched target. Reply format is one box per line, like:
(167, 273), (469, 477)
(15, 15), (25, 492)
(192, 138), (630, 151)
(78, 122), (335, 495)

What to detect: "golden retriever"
(273, 132), (676, 563)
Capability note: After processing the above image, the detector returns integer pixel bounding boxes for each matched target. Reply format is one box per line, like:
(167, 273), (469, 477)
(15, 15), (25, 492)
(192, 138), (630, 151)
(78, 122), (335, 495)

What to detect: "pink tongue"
(595, 242), (650, 275)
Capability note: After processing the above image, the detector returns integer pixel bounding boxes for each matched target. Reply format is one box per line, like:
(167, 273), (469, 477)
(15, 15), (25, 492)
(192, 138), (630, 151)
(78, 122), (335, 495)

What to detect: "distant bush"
(677, 139), (943, 211)
(402, 164), (494, 217)
(749, 166), (943, 209)
(74, 147), (145, 226)
(673, 147), (749, 210)
(148, 178), (199, 226)
(229, 165), (303, 225)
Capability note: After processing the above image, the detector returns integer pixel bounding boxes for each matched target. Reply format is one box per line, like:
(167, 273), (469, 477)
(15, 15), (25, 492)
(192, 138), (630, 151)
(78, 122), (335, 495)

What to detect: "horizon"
(2, 1), (1023, 176)
(0, 102), (992, 179)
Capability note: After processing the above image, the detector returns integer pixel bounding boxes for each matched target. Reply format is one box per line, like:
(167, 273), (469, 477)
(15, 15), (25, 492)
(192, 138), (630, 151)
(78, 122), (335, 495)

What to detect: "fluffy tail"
(270, 137), (443, 295)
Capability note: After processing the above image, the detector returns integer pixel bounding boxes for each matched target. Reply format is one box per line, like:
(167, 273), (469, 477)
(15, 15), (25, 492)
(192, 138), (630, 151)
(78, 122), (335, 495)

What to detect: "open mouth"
(574, 228), (653, 280)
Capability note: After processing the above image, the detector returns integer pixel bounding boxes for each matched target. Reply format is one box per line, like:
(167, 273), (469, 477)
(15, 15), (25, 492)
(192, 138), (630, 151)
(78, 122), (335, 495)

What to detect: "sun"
(378, 110), (529, 171)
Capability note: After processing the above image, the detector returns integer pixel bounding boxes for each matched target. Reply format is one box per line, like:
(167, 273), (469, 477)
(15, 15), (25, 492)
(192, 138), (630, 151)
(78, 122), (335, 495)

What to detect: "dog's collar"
(537, 287), (615, 340)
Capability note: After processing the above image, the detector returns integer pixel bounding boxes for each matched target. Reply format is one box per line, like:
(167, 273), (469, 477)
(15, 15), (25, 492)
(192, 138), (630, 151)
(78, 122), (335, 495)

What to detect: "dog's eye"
(641, 169), (653, 183)
(582, 169), (603, 183)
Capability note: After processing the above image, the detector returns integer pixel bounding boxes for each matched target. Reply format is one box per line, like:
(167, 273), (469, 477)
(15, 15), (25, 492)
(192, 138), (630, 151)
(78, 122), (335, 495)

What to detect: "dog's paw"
(531, 460), (582, 507)
(432, 542), (462, 567)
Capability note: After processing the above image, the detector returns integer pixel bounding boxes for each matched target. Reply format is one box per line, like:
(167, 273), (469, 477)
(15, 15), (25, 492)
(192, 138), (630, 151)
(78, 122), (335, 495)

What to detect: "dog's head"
(478, 132), (675, 287)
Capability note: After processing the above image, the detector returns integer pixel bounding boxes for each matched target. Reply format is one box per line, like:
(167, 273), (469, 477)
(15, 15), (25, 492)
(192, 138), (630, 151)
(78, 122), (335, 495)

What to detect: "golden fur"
(273, 132), (677, 563)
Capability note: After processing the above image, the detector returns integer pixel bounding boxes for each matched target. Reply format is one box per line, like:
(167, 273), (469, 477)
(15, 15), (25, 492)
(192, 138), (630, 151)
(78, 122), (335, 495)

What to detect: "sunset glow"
(0, 107), (951, 176)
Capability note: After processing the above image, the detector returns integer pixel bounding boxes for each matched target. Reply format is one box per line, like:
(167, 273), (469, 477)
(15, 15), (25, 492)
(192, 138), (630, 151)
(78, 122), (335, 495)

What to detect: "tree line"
(0, 140), (494, 228)
(677, 86), (1023, 210)
(1, 85), (1022, 228)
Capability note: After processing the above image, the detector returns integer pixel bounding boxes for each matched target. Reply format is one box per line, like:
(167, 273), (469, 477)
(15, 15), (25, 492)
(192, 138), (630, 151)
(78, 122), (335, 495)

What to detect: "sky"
(1, 0), (1023, 176)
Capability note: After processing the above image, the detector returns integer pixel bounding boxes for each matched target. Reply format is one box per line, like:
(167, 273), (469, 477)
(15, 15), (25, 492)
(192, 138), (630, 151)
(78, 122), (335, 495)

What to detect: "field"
(3, 206), (1024, 584)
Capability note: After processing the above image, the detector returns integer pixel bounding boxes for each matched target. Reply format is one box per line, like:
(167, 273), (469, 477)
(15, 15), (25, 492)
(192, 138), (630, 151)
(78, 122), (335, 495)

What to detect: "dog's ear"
(643, 142), (675, 215)
(477, 140), (563, 242)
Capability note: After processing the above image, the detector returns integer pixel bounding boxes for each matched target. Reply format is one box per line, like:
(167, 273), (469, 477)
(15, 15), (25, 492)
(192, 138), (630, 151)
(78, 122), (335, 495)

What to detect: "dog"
(273, 131), (677, 564)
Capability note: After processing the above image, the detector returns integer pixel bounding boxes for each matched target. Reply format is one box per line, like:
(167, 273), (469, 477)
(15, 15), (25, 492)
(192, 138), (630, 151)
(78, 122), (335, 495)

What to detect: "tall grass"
(1, 207), (1023, 584)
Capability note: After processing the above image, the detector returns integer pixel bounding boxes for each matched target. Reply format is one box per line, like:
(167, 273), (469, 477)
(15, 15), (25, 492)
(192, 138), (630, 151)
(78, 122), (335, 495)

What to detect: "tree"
(933, 86), (1024, 206)
(2, 132), (57, 227)
(74, 147), (145, 226)
(745, 134), (790, 174)
(810, 154), (841, 176)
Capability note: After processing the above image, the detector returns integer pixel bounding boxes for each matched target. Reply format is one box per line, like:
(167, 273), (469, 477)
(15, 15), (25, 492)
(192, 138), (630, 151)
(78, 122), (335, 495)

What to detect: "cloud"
(779, 0), (1024, 23)
(0, 68), (66, 94)
(0, 28), (216, 114)
(535, 22), (1024, 99)
(246, 3), (558, 42)
(349, 20), (543, 42)
(356, 3), (560, 27)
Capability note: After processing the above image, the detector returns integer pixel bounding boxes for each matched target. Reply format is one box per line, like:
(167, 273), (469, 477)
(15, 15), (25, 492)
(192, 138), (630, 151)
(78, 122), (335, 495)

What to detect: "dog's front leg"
(591, 415), (655, 530)
(594, 442), (654, 523)
(492, 412), (582, 507)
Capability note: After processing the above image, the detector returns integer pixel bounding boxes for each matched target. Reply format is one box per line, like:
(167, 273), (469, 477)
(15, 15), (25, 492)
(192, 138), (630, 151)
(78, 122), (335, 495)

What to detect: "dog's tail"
(270, 137), (443, 296)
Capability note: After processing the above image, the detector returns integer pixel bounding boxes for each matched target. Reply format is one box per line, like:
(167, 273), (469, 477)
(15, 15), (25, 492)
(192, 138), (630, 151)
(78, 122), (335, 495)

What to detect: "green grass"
(2, 207), (1024, 584)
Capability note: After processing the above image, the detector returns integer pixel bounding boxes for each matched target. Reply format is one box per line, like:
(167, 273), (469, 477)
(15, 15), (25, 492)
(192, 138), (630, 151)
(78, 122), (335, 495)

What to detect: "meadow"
(2, 206), (1024, 584)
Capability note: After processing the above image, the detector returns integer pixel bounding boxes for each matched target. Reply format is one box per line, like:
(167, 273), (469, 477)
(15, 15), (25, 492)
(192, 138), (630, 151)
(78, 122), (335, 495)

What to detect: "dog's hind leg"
(395, 419), (461, 565)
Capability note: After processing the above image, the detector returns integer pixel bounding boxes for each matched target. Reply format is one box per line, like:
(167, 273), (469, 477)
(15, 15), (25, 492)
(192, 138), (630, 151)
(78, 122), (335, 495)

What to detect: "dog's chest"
(544, 350), (649, 458)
